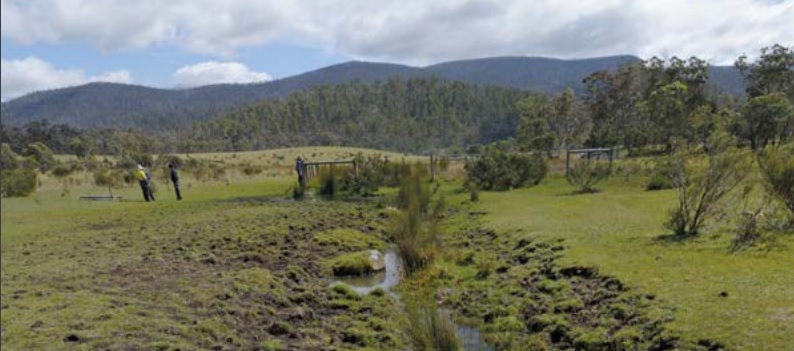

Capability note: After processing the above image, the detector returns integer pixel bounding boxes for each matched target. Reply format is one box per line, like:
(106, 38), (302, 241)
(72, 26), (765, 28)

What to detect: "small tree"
(646, 157), (676, 191)
(340, 153), (387, 196)
(93, 169), (125, 197)
(567, 159), (611, 193)
(665, 132), (751, 237)
(23, 142), (56, 173)
(757, 145), (794, 224)
(740, 93), (794, 149)
(1, 168), (37, 197)
(465, 146), (546, 191)
(1, 143), (20, 171)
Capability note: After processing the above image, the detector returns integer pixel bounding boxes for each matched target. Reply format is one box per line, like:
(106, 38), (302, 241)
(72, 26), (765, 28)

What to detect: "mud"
(2, 200), (406, 350)
(441, 212), (729, 351)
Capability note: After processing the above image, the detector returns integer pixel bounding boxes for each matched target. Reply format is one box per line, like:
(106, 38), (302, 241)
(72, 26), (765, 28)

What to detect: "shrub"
(316, 166), (342, 198)
(1, 168), (37, 197)
(391, 165), (440, 275)
(665, 132), (751, 237)
(403, 293), (460, 351)
(469, 183), (479, 202)
(438, 155), (450, 173)
(291, 184), (305, 199)
(758, 145), (794, 223)
(93, 169), (125, 194)
(567, 160), (610, 193)
(117, 153), (153, 170)
(466, 146), (547, 191)
(395, 164), (429, 213)
(1, 143), (20, 171)
(23, 142), (56, 172)
(51, 163), (78, 178)
(158, 154), (184, 168)
(241, 165), (263, 176)
(646, 157), (676, 191)
(731, 209), (764, 252)
(340, 153), (388, 196)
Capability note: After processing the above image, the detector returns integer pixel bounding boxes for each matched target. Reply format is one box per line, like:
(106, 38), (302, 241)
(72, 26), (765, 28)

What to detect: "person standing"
(295, 156), (305, 188)
(168, 163), (183, 200)
(135, 164), (154, 202)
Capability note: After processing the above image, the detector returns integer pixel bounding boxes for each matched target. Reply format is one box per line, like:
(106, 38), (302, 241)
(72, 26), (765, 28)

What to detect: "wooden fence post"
(430, 153), (435, 182)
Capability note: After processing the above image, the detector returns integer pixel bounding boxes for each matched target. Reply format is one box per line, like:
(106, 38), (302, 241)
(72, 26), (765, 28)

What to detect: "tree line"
(1, 45), (791, 159)
(517, 44), (793, 155)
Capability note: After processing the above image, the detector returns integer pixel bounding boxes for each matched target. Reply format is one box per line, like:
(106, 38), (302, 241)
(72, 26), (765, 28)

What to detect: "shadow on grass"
(218, 195), (296, 204)
(654, 232), (699, 244)
(551, 188), (603, 196)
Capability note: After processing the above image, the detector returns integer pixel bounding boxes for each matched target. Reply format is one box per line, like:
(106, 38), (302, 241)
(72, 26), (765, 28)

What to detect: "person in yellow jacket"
(135, 164), (155, 202)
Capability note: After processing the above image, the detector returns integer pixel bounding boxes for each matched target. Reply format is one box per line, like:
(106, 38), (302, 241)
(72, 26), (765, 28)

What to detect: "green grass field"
(3, 147), (792, 350)
(478, 176), (794, 350)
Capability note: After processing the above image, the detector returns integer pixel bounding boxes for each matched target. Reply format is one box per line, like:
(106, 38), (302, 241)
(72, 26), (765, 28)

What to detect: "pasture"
(2, 147), (791, 350)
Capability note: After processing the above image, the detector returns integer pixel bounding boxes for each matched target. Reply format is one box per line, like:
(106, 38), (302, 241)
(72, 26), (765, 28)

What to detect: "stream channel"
(330, 249), (494, 351)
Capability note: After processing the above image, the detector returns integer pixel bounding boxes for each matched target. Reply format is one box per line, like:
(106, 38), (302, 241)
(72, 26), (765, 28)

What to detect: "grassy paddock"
(478, 175), (793, 350)
(1, 176), (409, 350)
(4, 147), (792, 350)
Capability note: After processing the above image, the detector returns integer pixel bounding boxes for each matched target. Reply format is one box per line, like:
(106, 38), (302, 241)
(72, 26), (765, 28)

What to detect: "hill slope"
(0, 55), (744, 130)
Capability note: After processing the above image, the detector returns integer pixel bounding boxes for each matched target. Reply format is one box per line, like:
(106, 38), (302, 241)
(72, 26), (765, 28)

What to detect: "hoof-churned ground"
(2, 188), (406, 351)
(434, 207), (729, 350)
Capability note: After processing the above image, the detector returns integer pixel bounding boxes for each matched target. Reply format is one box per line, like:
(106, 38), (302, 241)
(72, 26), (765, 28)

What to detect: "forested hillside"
(185, 77), (529, 152)
(0, 55), (744, 130)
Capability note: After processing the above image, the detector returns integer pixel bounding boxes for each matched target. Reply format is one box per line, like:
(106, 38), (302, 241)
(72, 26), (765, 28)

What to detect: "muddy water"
(438, 308), (494, 351)
(331, 249), (401, 296)
(331, 249), (492, 351)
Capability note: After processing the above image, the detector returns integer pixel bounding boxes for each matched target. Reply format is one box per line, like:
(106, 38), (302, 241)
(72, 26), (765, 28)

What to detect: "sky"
(1, 0), (792, 101)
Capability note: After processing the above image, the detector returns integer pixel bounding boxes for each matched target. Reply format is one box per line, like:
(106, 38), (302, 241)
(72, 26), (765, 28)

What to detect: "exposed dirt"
(441, 210), (729, 351)
(2, 199), (406, 350)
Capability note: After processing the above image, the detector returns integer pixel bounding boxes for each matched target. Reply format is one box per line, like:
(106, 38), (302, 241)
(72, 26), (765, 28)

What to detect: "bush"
(158, 154), (183, 168)
(340, 153), (388, 196)
(403, 292), (460, 351)
(1, 143), (20, 171)
(646, 157), (676, 191)
(731, 209), (764, 252)
(241, 165), (263, 176)
(665, 132), (751, 237)
(1, 168), (38, 197)
(117, 153), (153, 170)
(466, 147), (547, 191)
(469, 183), (479, 202)
(51, 162), (79, 178)
(567, 160), (610, 193)
(291, 184), (305, 200)
(316, 166), (342, 198)
(758, 146), (794, 222)
(94, 169), (125, 190)
(391, 165), (441, 275)
(23, 142), (56, 172)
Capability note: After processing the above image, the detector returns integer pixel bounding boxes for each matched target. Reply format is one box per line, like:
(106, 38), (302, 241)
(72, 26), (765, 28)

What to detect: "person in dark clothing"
(145, 168), (155, 201)
(295, 156), (305, 187)
(168, 164), (182, 200)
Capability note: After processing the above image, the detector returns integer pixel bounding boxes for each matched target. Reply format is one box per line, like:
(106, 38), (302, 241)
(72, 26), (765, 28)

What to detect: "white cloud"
(172, 61), (271, 87)
(0, 57), (131, 100)
(1, 0), (792, 64)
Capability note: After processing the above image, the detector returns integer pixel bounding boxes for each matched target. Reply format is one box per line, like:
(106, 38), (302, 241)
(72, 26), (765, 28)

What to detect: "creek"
(330, 249), (493, 351)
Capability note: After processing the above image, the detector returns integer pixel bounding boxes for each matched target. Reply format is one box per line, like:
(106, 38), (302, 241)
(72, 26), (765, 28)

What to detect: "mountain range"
(0, 55), (745, 130)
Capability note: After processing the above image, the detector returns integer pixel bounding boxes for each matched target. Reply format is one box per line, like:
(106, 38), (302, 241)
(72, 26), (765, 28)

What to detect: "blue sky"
(2, 37), (350, 87)
(2, 0), (792, 101)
